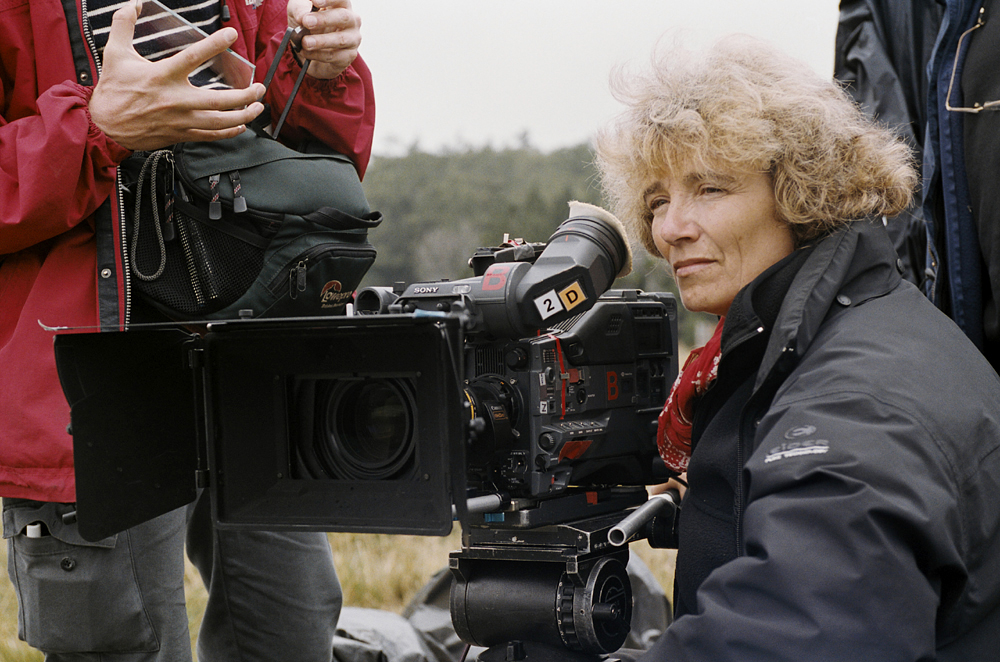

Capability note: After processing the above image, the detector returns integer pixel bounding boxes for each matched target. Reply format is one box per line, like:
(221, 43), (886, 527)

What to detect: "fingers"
(207, 101), (265, 127)
(170, 94), (264, 130)
(285, 0), (361, 79)
(153, 102), (266, 147)
(300, 6), (358, 32)
(175, 123), (253, 145)
(292, 0), (360, 48)
(289, 0), (352, 24)
(169, 26), (240, 79)
(299, 6), (360, 38)
(103, 1), (141, 56)
(192, 83), (266, 111)
(299, 30), (360, 60)
(295, 5), (361, 77)
(194, 99), (265, 125)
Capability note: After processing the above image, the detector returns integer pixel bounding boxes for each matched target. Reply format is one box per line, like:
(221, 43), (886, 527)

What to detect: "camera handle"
(608, 490), (680, 549)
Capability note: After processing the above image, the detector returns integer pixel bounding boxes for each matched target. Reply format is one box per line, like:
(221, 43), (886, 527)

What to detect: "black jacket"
(834, 0), (944, 287)
(643, 220), (1000, 661)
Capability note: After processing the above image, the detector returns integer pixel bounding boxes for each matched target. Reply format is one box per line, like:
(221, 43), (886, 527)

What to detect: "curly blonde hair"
(595, 35), (918, 256)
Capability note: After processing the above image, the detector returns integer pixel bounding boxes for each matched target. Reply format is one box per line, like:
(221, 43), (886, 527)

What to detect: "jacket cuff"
(286, 47), (351, 95)
(72, 83), (133, 164)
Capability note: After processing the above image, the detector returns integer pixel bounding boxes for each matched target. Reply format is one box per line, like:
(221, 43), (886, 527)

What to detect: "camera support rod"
(607, 491), (680, 547)
(452, 493), (511, 519)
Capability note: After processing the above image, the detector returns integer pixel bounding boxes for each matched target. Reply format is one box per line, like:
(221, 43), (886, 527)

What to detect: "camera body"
(464, 292), (673, 500)
(54, 206), (677, 545)
(361, 283), (676, 506)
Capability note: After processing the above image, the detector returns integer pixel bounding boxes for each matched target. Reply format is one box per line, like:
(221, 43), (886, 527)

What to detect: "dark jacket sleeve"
(833, 0), (942, 285)
(642, 390), (964, 662)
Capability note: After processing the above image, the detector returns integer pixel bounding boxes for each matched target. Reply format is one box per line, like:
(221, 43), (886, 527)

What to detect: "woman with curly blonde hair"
(598, 34), (917, 254)
(597, 36), (1000, 661)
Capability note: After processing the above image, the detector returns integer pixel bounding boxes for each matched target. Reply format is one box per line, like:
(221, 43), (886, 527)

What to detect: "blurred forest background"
(360, 142), (718, 348)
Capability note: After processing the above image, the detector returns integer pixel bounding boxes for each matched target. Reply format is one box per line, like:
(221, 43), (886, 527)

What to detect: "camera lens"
(317, 379), (417, 480)
(464, 376), (521, 466)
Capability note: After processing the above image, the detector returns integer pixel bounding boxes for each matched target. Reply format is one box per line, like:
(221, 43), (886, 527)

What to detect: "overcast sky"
(356, 1), (842, 156)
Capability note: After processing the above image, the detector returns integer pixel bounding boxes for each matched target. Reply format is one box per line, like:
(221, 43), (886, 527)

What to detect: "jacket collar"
(721, 245), (815, 361)
(755, 219), (903, 389)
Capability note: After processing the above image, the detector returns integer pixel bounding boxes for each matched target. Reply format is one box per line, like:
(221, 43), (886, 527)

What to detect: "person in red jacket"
(0, 0), (374, 659)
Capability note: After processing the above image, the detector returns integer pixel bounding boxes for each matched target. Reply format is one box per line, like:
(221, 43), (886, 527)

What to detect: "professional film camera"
(53, 202), (680, 661)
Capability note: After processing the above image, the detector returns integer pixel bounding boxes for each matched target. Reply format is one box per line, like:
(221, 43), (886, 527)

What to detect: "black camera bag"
(120, 28), (380, 321)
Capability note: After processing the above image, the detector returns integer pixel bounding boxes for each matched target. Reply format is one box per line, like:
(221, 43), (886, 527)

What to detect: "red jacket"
(0, 0), (375, 502)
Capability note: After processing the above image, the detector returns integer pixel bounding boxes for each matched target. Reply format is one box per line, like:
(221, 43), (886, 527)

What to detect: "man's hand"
(287, 0), (362, 80)
(650, 473), (687, 499)
(89, 1), (266, 151)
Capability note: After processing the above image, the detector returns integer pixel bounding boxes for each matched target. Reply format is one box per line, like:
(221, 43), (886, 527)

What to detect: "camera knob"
(505, 348), (528, 370)
(538, 432), (557, 452)
(591, 602), (622, 622)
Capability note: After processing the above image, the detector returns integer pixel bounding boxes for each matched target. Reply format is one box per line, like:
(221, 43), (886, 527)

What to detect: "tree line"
(360, 143), (715, 349)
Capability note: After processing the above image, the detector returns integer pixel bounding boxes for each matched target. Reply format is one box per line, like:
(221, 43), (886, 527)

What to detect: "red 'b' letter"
(607, 371), (618, 401)
(482, 264), (511, 291)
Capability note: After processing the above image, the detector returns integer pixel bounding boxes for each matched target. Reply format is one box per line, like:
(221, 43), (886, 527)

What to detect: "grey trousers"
(3, 493), (341, 661)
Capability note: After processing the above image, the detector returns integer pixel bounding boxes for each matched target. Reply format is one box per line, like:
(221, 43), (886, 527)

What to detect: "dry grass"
(0, 550), (38, 662)
(0, 528), (675, 661)
(330, 531), (464, 610)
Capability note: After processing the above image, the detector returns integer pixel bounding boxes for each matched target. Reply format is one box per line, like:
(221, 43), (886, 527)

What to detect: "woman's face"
(645, 167), (796, 317)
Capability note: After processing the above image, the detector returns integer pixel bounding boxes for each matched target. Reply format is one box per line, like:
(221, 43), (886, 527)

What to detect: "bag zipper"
(175, 215), (208, 308)
(229, 171), (247, 213)
(267, 243), (377, 299)
(289, 259), (307, 299)
(189, 168), (251, 221)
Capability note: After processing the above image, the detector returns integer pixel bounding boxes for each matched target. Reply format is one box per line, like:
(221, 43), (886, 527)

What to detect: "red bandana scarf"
(656, 317), (726, 473)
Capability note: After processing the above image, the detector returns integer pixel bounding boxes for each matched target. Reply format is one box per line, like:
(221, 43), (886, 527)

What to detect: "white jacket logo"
(765, 428), (829, 463)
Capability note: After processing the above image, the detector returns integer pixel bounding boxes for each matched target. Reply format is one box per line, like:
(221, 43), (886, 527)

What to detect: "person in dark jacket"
(595, 35), (1000, 661)
(833, 0), (943, 286)
(919, 0), (1000, 369)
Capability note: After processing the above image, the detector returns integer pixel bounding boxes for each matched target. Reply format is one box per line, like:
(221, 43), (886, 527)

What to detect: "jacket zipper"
(723, 323), (766, 558)
(735, 400), (755, 556)
(735, 390), (772, 556)
(81, 0), (135, 327)
(80, 0), (102, 78)
(116, 171), (133, 327)
(734, 342), (797, 556)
